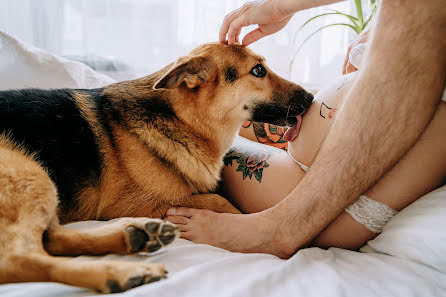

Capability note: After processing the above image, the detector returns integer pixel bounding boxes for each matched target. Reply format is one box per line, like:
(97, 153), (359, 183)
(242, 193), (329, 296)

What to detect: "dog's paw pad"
(146, 240), (162, 252)
(106, 280), (124, 293)
(124, 219), (178, 254)
(159, 233), (176, 245)
(142, 221), (178, 252)
(145, 222), (160, 234)
(126, 226), (150, 253)
(124, 276), (145, 289)
(158, 223), (177, 245)
(161, 224), (176, 233)
(146, 275), (162, 283)
(105, 271), (165, 293)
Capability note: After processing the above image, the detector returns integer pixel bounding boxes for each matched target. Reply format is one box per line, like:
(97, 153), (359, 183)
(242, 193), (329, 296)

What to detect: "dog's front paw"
(123, 219), (179, 253)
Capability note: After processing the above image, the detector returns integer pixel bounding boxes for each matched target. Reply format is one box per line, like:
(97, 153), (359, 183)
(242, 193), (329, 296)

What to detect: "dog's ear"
(153, 55), (217, 90)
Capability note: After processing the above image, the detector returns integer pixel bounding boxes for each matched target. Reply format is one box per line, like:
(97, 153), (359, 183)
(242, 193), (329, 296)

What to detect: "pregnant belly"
(287, 73), (356, 167)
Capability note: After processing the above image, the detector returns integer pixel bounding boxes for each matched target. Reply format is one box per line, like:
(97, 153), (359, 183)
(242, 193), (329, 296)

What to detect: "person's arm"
(219, 0), (341, 45)
(266, 0), (446, 255)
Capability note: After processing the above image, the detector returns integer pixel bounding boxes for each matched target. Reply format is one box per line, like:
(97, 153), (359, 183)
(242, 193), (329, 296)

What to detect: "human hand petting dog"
(219, 0), (339, 46)
(219, 0), (371, 71)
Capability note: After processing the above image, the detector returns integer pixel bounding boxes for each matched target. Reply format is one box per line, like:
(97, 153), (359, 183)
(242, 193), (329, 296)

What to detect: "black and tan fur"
(0, 43), (313, 292)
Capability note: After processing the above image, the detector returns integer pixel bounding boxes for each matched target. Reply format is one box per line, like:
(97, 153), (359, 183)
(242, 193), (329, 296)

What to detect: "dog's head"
(152, 42), (313, 128)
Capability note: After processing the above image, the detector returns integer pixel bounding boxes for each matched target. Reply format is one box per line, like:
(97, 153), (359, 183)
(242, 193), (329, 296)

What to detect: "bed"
(1, 31), (445, 297)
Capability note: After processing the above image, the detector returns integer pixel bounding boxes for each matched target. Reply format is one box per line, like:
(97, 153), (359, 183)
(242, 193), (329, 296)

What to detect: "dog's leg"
(0, 138), (166, 292)
(180, 194), (241, 214)
(3, 253), (166, 293)
(45, 218), (178, 256)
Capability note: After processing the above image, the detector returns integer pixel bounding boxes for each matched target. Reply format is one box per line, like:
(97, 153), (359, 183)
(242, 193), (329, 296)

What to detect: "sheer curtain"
(1, 0), (356, 89)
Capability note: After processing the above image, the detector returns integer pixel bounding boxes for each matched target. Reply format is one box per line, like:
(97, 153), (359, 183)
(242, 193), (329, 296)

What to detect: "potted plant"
(290, 0), (380, 70)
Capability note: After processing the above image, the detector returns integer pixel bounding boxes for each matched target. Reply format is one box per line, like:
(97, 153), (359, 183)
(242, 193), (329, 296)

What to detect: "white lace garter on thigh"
(345, 195), (398, 234)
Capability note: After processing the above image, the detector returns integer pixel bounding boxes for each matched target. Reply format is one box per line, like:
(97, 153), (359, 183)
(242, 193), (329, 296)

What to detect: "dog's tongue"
(283, 115), (303, 142)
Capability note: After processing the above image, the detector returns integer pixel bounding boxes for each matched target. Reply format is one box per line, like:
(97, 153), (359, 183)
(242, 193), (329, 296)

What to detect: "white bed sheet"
(1, 30), (445, 297)
(0, 212), (444, 297)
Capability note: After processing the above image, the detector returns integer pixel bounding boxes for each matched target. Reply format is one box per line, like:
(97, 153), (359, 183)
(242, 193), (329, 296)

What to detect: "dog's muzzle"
(251, 89), (314, 127)
(285, 90), (313, 126)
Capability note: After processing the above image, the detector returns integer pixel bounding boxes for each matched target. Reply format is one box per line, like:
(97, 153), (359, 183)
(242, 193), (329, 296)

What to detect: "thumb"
(242, 28), (267, 46)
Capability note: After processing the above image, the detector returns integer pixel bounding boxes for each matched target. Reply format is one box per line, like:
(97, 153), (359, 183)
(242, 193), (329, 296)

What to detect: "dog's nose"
(305, 92), (314, 103)
(298, 89), (313, 106)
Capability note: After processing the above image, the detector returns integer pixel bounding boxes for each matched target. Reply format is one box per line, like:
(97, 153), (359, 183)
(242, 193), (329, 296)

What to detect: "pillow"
(361, 185), (446, 273)
(0, 30), (115, 90)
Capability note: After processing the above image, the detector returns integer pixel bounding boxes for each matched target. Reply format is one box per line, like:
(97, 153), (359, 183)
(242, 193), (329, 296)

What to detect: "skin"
(240, 120), (288, 150)
(168, 0), (446, 258)
(167, 71), (446, 251)
(219, 0), (339, 46)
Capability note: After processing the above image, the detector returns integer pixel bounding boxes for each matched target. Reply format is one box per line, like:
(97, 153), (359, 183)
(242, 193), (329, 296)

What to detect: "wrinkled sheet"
(0, 230), (444, 297)
(2, 186), (446, 297)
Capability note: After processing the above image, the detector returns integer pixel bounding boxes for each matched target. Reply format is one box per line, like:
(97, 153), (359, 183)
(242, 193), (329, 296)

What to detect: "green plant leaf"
(354, 0), (364, 27)
(290, 23), (360, 71)
(292, 12), (359, 47)
(364, 2), (378, 27)
(289, 0), (380, 72)
(328, 9), (359, 24)
(299, 12), (344, 30)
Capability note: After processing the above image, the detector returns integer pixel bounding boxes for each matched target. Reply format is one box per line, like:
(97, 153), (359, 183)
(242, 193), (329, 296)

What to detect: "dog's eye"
(250, 64), (267, 78)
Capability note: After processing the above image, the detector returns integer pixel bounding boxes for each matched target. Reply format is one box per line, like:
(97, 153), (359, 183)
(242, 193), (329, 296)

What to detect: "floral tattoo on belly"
(223, 148), (271, 182)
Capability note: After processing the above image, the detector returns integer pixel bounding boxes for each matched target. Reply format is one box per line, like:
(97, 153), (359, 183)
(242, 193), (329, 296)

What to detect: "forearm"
(268, 0), (446, 249)
(277, 0), (341, 16)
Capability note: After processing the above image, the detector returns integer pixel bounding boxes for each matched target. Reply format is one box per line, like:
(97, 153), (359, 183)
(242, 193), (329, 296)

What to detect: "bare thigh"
(221, 136), (305, 213)
(313, 102), (446, 249)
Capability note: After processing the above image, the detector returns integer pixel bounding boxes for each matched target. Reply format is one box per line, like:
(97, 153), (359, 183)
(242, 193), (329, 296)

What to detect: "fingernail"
(166, 208), (176, 216)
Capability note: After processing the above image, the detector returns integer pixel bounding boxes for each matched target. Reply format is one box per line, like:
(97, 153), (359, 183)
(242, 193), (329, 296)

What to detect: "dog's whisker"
(286, 105), (291, 118)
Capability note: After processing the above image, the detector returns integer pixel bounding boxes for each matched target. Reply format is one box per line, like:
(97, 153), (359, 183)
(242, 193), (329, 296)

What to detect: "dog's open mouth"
(251, 103), (309, 128)
(282, 105), (306, 142)
(283, 115), (303, 142)
(282, 91), (313, 142)
(251, 90), (313, 135)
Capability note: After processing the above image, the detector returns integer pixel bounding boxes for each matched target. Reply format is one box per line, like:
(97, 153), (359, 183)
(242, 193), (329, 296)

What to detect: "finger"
(227, 16), (247, 45)
(219, 11), (240, 43)
(344, 62), (358, 74)
(166, 207), (197, 218)
(165, 215), (190, 225)
(235, 28), (241, 44)
(242, 27), (267, 46)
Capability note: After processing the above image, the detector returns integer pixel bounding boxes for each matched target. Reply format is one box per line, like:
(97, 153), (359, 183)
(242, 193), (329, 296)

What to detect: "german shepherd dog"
(0, 43), (313, 292)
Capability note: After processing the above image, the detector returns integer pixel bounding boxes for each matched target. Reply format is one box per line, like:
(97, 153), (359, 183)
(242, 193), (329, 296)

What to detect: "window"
(1, 0), (356, 89)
